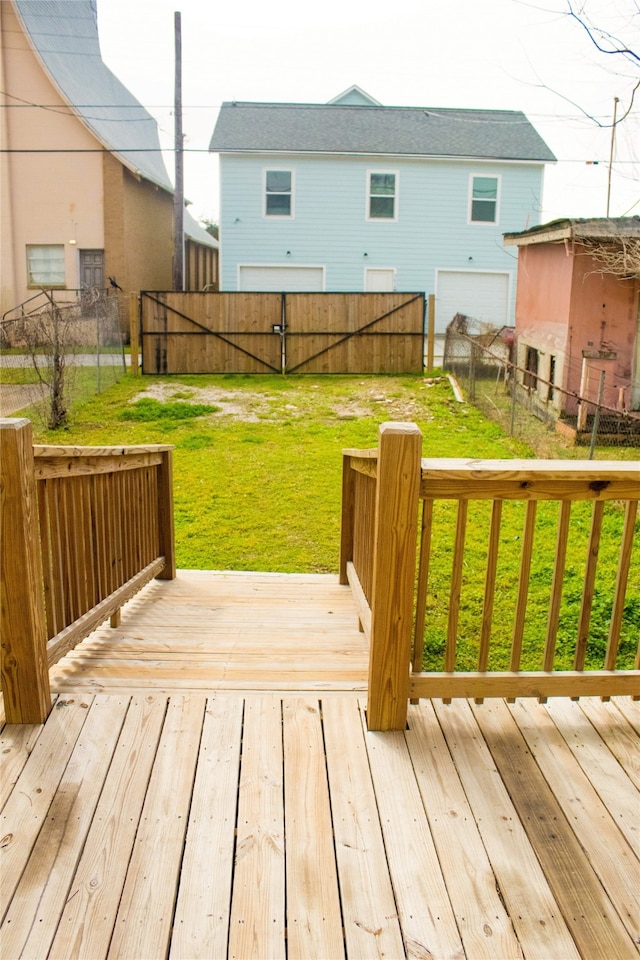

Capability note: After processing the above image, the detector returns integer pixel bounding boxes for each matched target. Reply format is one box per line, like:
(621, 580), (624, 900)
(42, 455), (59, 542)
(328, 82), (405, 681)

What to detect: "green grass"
(31, 373), (529, 573)
(0, 366), (42, 384)
(26, 372), (639, 671)
(118, 397), (220, 421)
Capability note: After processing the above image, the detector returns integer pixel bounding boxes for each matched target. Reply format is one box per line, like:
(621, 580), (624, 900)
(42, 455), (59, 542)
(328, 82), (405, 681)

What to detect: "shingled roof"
(504, 217), (640, 245)
(210, 100), (556, 162)
(14, 0), (173, 192)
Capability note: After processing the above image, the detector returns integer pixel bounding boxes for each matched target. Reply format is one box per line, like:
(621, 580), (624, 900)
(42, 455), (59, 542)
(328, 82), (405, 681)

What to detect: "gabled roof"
(184, 209), (219, 248)
(504, 217), (640, 246)
(327, 85), (382, 106)
(13, 0), (173, 192)
(210, 100), (556, 162)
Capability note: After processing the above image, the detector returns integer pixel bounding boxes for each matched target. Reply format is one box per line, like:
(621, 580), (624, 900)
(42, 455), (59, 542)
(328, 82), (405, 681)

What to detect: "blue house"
(209, 86), (555, 332)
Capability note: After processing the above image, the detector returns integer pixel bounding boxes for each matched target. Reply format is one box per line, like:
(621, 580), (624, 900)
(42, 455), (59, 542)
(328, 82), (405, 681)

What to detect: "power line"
(1, 90), (637, 125)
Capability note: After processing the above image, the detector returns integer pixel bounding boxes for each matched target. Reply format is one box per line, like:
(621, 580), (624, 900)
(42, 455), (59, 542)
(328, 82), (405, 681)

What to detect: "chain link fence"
(443, 314), (640, 459)
(0, 288), (127, 429)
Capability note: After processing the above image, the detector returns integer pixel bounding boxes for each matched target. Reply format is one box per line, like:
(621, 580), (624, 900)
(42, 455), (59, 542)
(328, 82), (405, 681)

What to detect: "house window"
(367, 172), (397, 220)
(469, 176), (499, 223)
(524, 346), (539, 389)
(264, 170), (293, 217)
(26, 244), (65, 287)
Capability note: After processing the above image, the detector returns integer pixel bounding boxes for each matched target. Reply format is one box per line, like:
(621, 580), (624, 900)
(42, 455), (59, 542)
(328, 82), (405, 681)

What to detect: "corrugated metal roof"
(14, 0), (173, 192)
(209, 101), (556, 162)
(184, 209), (218, 248)
(504, 216), (640, 245)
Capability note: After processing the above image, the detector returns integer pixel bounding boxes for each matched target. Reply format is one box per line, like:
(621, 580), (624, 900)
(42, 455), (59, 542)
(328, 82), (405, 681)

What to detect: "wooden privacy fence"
(136, 291), (425, 375)
(0, 418), (175, 724)
(340, 422), (640, 730)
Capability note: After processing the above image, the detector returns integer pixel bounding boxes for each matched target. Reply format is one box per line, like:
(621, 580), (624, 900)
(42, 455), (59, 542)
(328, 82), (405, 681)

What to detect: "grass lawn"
(24, 372), (640, 671)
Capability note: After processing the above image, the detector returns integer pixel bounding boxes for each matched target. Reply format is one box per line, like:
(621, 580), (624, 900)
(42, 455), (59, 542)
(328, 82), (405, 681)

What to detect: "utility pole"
(606, 96), (619, 218)
(173, 11), (184, 291)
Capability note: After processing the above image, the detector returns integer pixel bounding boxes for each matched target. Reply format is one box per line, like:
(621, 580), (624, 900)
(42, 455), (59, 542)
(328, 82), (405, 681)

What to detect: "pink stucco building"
(504, 218), (640, 420)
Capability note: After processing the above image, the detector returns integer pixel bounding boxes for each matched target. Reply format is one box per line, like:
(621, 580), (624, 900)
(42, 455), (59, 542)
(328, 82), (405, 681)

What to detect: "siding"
(219, 153), (545, 325)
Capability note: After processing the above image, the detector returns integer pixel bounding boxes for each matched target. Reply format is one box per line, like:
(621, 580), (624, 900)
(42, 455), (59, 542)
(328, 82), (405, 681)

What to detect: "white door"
(435, 270), (510, 334)
(239, 265), (324, 291)
(364, 268), (395, 291)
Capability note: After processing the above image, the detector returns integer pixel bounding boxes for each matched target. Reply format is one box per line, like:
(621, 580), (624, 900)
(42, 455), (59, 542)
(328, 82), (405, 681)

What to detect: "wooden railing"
(0, 418), (175, 724)
(340, 422), (640, 730)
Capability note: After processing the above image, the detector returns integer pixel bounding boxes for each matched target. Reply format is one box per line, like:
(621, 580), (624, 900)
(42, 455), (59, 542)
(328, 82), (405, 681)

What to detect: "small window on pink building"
(524, 346), (539, 389)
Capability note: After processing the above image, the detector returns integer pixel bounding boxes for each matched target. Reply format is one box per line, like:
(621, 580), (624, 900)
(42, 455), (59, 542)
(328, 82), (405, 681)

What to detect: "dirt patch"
(129, 380), (437, 423)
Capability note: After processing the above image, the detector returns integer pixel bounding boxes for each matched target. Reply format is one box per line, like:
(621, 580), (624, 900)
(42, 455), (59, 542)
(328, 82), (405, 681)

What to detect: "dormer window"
(367, 172), (397, 220)
(264, 169), (293, 217)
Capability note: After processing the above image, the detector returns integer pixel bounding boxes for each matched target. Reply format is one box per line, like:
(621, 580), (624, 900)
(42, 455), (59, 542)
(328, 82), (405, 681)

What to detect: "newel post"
(339, 453), (356, 585)
(0, 419), (52, 723)
(367, 422), (422, 731)
(156, 448), (176, 580)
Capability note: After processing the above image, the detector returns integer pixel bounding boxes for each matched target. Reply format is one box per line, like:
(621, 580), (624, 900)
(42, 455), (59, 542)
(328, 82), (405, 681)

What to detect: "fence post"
(588, 369), (606, 460)
(426, 293), (435, 372)
(339, 454), (355, 585)
(129, 291), (140, 375)
(367, 422), (422, 731)
(156, 448), (176, 580)
(0, 419), (52, 723)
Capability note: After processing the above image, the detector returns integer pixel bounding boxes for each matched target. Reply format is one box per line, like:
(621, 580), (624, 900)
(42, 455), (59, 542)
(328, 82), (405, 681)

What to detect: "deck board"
(507, 699), (640, 944)
(471, 699), (635, 959)
(283, 698), (345, 960)
(406, 702), (524, 959)
(2, 697), (129, 960)
(229, 696), (286, 960)
(1, 572), (638, 960)
(432, 699), (581, 960)
(170, 697), (242, 960)
(50, 695), (168, 960)
(49, 571), (369, 695)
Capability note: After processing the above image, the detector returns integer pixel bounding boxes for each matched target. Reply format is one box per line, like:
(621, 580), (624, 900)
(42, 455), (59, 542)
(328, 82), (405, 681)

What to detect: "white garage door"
(239, 265), (324, 291)
(436, 270), (510, 334)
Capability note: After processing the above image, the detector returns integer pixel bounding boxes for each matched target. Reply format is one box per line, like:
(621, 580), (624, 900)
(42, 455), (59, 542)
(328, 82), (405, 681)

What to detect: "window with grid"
(26, 245), (65, 287)
(264, 170), (293, 217)
(470, 176), (499, 223)
(368, 172), (397, 220)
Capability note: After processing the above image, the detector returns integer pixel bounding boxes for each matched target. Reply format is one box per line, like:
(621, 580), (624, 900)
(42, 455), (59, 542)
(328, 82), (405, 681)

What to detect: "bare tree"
(582, 236), (640, 277)
(16, 295), (74, 429)
(563, 1), (640, 124)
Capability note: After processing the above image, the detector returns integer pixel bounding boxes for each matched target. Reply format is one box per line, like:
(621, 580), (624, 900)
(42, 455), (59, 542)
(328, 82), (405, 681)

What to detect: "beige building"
(0, 0), (217, 319)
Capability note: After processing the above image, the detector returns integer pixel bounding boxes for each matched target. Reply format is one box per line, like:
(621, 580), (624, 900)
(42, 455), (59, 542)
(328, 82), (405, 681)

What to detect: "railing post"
(0, 419), (52, 723)
(367, 422), (422, 731)
(339, 454), (355, 585)
(156, 448), (176, 580)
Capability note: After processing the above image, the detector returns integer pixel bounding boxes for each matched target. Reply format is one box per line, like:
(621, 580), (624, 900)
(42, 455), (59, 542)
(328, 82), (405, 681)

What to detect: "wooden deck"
(2, 573), (639, 959)
(48, 571), (370, 695)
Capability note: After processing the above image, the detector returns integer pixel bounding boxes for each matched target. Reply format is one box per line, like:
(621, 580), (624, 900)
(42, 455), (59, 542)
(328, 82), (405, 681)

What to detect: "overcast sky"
(97, 0), (639, 227)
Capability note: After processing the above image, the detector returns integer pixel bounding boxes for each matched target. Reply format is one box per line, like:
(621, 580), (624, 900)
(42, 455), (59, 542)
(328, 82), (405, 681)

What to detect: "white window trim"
(237, 263), (326, 290)
(262, 168), (295, 219)
(366, 169), (399, 222)
(467, 173), (501, 225)
(26, 243), (66, 288)
(363, 266), (397, 291)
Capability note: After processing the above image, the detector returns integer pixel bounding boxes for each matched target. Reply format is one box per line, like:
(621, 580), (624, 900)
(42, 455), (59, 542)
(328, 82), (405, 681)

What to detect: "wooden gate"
(284, 292), (424, 373)
(139, 291), (424, 374)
